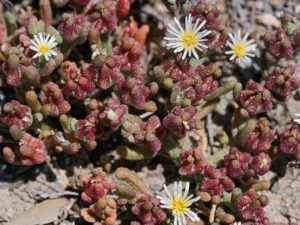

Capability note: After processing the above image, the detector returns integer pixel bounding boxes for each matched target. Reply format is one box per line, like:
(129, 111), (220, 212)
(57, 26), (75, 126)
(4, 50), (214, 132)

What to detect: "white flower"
(225, 30), (257, 66)
(156, 181), (200, 225)
(164, 14), (211, 60)
(233, 222), (242, 225)
(294, 113), (300, 124)
(29, 33), (58, 61)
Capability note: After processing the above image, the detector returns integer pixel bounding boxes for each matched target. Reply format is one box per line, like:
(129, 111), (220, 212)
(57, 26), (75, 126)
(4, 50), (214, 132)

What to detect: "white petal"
(192, 48), (199, 59)
(246, 39), (255, 45)
(166, 41), (182, 46)
(166, 43), (179, 49)
(240, 58), (249, 66)
(45, 34), (50, 43)
(192, 19), (201, 32)
(50, 50), (58, 56)
(48, 36), (56, 43)
(198, 38), (208, 42)
(160, 204), (172, 209)
(246, 44), (257, 50)
(195, 20), (207, 33)
(29, 46), (38, 51)
(188, 48), (192, 57)
(196, 43), (208, 49)
(167, 23), (181, 36)
(38, 33), (44, 43)
(188, 14), (194, 30)
(33, 53), (41, 58)
(156, 194), (171, 205)
(182, 49), (188, 60)
(167, 43), (182, 49)
(185, 209), (200, 221)
(163, 184), (173, 199)
(242, 32), (249, 42)
(173, 182), (179, 197)
(244, 56), (252, 63)
(179, 212), (185, 225)
(30, 40), (39, 48)
(49, 40), (58, 48)
(187, 195), (200, 204)
(226, 41), (234, 48)
(174, 214), (178, 225)
(229, 54), (236, 60)
(237, 29), (241, 39)
(33, 34), (41, 45)
(183, 182), (190, 199)
(228, 33), (236, 42)
(164, 37), (181, 41)
(185, 15), (190, 30)
(225, 50), (234, 54)
(174, 46), (184, 53)
(166, 32), (181, 39)
(174, 17), (184, 33)
(195, 45), (204, 52)
(245, 53), (255, 57)
(177, 213), (184, 225)
(198, 29), (211, 38)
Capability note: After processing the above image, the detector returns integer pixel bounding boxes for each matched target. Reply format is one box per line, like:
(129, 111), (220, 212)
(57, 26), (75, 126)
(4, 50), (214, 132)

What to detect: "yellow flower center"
(38, 44), (50, 54)
(171, 198), (188, 213)
(233, 42), (246, 57)
(181, 32), (198, 48)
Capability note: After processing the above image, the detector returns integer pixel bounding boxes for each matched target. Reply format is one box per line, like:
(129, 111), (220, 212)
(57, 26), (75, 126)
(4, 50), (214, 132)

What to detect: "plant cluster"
(0, 0), (299, 225)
